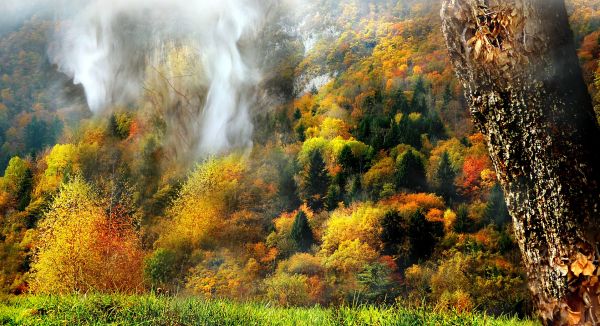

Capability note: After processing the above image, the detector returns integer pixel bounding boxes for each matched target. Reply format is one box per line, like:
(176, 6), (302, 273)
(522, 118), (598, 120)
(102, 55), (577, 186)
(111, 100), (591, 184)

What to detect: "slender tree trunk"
(440, 0), (600, 324)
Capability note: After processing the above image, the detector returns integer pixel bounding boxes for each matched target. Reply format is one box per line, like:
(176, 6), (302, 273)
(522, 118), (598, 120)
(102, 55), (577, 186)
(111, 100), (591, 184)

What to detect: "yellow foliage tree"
(323, 239), (378, 275)
(319, 118), (351, 139)
(186, 251), (256, 300)
(161, 156), (238, 249)
(36, 144), (80, 195)
(320, 203), (385, 255)
(159, 155), (265, 252)
(31, 177), (143, 293)
(362, 157), (395, 195)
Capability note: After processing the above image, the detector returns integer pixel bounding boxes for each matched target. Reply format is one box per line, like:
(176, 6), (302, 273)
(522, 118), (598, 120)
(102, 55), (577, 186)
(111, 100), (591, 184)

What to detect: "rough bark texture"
(441, 0), (600, 324)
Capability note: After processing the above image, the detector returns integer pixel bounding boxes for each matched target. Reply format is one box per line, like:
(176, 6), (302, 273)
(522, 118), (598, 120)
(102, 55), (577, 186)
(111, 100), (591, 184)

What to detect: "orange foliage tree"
(31, 177), (144, 293)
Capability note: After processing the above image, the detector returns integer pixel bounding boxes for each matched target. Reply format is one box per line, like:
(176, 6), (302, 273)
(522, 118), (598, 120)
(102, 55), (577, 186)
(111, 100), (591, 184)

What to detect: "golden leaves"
(556, 252), (598, 277)
(552, 247), (600, 325)
(543, 250), (599, 326)
(571, 253), (597, 277)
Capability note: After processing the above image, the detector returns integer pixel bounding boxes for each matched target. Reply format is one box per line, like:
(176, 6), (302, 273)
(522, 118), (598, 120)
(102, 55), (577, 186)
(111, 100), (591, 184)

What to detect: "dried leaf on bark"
(571, 253), (596, 277)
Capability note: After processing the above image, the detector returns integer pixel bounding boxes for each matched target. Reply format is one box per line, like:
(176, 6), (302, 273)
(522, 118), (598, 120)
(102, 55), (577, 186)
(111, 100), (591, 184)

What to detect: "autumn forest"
(1, 0), (600, 324)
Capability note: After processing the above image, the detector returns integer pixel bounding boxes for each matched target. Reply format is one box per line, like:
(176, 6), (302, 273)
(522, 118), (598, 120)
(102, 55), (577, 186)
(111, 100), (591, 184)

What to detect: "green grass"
(0, 295), (539, 326)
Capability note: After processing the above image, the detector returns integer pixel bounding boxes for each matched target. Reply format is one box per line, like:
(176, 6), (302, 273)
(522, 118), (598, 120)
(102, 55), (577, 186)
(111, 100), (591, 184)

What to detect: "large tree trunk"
(440, 0), (600, 324)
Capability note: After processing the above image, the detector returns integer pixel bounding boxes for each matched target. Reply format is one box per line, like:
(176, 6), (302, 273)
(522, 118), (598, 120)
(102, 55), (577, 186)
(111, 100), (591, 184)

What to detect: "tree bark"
(440, 0), (600, 324)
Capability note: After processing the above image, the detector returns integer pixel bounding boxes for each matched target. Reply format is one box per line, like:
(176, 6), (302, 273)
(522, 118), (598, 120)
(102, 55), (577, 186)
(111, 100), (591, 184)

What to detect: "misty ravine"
(47, 0), (268, 158)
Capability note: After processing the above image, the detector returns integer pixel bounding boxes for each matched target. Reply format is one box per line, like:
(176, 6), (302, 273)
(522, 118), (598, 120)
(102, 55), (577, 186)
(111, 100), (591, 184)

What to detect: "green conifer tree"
(290, 210), (314, 252)
(395, 149), (426, 191)
(436, 151), (456, 202)
(453, 205), (471, 233)
(302, 150), (329, 210)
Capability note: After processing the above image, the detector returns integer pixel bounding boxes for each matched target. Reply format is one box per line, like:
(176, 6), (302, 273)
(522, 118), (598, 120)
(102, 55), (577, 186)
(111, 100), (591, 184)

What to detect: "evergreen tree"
(436, 151), (456, 202)
(396, 115), (422, 149)
(338, 144), (356, 174)
(290, 210), (314, 252)
(310, 85), (318, 95)
(424, 111), (447, 140)
(485, 183), (511, 226)
(3, 156), (32, 211)
(383, 123), (395, 149)
(302, 150), (329, 210)
(293, 108), (302, 121)
(453, 205), (471, 233)
(295, 123), (306, 142)
(139, 137), (161, 197)
(16, 168), (32, 212)
(389, 87), (410, 114)
(385, 121), (400, 149)
(348, 175), (364, 202)
(24, 117), (62, 155)
(407, 210), (443, 263)
(381, 209), (443, 266)
(357, 262), (395, 303)
(24, 117), (46, 153)
(109, 114), (121, 139)
(369, 117), (390, 151)
(278, 161), (301, 211)
(442, 83), (453, 107)
(380, 210), (405, 257)
(356, 116), (372, 143)
(410, 77), (428, 114)
(395, 149), (426, 191)
(144, 248), (178, 290)
(361, 89), (383, 114)
(324, 183), (342, 211)
(109, 113), (132, 139)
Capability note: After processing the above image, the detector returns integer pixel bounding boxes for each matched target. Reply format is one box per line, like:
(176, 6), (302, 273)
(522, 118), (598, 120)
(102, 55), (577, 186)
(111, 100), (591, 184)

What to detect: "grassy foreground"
(0, 295), (539, 326)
